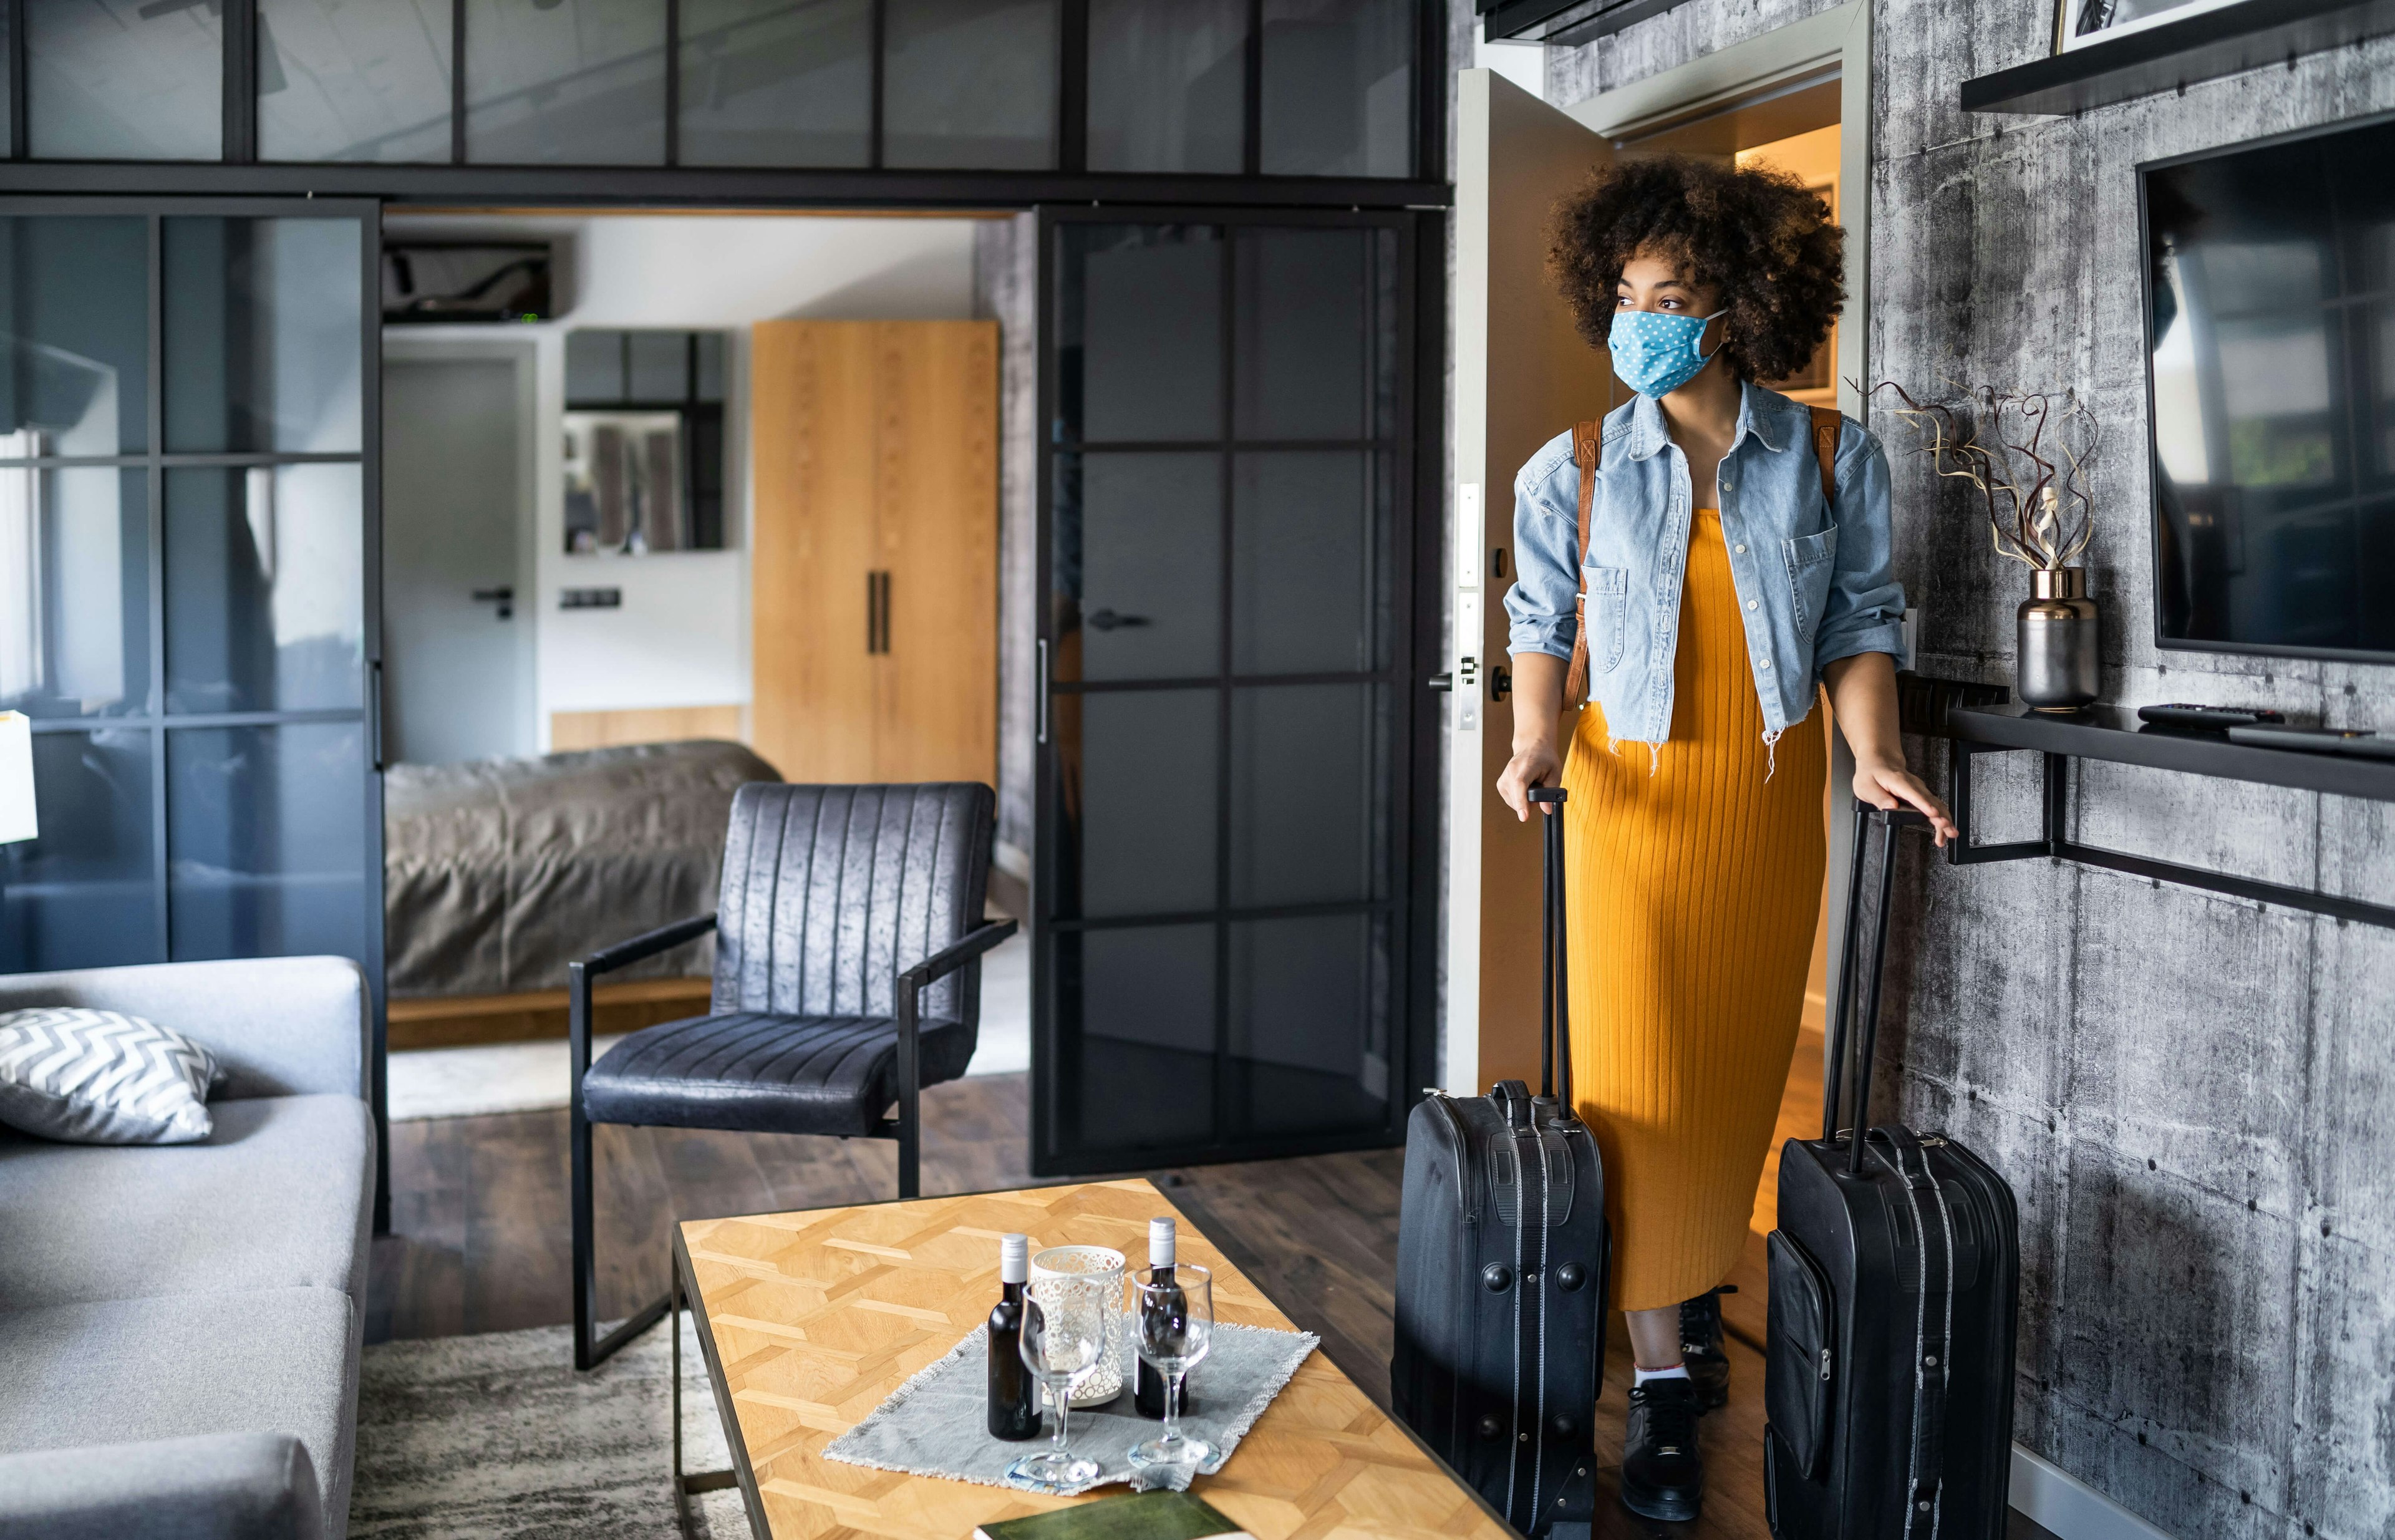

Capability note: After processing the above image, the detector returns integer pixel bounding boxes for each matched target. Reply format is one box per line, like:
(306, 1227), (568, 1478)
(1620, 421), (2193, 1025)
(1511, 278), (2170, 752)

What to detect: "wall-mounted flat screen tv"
(2142, 114), (2395, 663)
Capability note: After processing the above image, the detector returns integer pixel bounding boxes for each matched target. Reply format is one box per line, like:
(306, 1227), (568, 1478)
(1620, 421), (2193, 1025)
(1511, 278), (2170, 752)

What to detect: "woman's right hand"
(1497, 741), (1562, 821)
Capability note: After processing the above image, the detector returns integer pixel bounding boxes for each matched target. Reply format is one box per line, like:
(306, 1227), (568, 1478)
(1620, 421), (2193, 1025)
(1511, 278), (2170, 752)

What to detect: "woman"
(1497, 155), (1956, 1522)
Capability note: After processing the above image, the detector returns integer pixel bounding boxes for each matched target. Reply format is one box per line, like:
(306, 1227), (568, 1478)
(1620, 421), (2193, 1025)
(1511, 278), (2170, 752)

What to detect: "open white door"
(1446, 70), (1619, 1094)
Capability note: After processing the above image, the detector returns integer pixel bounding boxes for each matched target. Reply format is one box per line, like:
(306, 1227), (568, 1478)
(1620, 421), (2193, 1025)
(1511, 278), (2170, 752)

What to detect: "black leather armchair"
(567, 782), (1016, 1370)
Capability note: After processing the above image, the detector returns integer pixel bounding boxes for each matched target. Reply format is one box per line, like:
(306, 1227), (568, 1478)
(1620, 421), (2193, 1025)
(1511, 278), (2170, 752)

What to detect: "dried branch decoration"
(1870, 380), (2101, 573)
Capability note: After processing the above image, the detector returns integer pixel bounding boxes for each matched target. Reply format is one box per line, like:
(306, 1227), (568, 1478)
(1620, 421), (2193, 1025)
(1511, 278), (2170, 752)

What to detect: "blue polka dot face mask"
(1608, 306), (1727, 399)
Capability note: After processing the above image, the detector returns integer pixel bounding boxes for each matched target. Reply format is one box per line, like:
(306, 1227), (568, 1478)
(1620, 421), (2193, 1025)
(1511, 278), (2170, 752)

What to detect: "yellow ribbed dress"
(1562, 508), (1826, 1313)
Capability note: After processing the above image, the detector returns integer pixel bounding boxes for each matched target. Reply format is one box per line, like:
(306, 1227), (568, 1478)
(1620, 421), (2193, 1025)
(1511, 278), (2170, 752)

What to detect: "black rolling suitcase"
(1766, 805), (2021, 1539)
(1391, 785), (1608, 1537)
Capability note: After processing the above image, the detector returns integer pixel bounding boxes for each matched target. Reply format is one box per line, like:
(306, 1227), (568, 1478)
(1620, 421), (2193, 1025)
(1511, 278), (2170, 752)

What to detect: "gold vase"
(2016, 566), (2099, 712)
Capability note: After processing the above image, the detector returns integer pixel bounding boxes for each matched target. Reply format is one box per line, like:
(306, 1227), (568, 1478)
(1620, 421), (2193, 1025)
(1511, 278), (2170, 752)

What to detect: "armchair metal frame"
(568, 910), (1018, 1371)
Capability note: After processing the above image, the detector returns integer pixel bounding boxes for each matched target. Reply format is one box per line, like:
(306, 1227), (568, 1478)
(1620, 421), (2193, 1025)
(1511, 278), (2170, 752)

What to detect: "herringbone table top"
(675, 1178), (1511, 1539)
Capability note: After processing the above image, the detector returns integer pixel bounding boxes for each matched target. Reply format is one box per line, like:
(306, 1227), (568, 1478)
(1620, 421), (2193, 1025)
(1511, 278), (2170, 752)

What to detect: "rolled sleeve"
(1813, 428), (1908, 672)
(1504, 444), (1583, 661)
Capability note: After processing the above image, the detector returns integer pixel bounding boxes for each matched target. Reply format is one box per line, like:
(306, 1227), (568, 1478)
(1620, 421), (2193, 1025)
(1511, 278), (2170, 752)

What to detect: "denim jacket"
(1504, 383), (1906, 747)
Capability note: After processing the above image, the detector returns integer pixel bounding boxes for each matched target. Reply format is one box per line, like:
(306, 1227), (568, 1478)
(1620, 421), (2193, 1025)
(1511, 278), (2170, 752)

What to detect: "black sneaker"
(1620, 1377), (1705, 1522)
(1680, 1284), (1736, 1411)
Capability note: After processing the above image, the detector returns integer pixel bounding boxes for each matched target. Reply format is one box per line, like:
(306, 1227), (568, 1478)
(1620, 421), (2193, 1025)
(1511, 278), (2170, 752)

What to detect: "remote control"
(2225, 724), (2395, 760)
(2137, 703), (2286, 730)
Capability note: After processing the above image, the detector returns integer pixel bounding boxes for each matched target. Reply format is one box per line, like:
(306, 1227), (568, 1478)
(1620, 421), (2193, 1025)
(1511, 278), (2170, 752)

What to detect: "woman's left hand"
(1853, 758), (1958, 848)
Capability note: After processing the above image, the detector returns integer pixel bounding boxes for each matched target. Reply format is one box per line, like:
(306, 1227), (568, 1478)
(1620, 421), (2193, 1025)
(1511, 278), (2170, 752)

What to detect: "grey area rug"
(349, 1317), (751, 1540)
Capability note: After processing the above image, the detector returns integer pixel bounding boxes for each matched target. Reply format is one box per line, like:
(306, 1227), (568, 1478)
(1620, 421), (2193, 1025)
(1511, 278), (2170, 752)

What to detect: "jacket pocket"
(1582, 565), (1628, 674)
(1765, 1228), (1834, 1479)
(1782, 528), (1839, 643)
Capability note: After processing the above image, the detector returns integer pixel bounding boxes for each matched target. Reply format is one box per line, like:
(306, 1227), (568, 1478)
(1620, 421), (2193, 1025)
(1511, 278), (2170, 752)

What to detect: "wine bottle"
(1134, 1216), (1184, 1420)
(987, 1233), (1040, 1440)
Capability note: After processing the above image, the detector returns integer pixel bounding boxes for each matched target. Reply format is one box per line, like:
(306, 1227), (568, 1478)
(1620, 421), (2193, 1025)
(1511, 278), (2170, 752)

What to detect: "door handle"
(1036, 638), (1049, 745)
(472, 586), (515, 620)
(1085, 608), (1149, 632)
(1427, 672), (1454, 692)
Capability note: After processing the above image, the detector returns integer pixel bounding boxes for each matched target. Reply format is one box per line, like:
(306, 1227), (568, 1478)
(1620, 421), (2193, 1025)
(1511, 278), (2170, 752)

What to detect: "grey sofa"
(0, 956), (376, 1540)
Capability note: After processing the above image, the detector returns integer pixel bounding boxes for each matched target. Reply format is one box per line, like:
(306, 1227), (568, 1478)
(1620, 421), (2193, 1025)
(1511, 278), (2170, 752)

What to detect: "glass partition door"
(1034, 207), (1421, 1173)
(0, 199), (380, 1092)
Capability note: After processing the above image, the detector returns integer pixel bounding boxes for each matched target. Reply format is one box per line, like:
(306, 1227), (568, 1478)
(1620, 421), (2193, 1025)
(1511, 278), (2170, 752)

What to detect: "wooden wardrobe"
(750, 320), (998, 786)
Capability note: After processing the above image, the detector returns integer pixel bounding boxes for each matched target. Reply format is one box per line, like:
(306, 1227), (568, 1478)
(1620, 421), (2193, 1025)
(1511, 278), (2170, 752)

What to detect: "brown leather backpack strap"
(1809, 405), (1841, 511)
(1561, 421), (1600, 708)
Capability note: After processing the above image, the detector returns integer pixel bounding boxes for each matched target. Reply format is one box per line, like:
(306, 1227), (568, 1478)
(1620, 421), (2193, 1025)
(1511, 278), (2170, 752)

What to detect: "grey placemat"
(822, 1320), (1319, 1496)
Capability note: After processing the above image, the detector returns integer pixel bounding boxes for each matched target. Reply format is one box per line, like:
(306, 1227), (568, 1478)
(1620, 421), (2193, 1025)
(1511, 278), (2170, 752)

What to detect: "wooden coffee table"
(669, 1178), (1514, 1539)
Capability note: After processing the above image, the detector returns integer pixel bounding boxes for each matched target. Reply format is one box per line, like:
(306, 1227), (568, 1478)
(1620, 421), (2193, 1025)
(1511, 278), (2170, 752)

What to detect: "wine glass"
(1126, 1263), (1214, 1473)
(1006, 1292), (1105, 1492)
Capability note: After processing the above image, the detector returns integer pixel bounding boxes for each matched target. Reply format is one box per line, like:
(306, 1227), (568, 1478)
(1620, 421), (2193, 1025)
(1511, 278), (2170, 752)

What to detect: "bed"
(383, 739), (781, 1000)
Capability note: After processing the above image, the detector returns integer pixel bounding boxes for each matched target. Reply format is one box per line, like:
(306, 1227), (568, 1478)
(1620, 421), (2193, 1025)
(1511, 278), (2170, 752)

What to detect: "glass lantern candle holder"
(1028, 1244), (1125, 1408)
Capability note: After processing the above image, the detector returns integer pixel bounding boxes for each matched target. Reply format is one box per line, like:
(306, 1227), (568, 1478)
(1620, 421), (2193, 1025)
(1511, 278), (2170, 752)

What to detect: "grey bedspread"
(383, 740), (780, 999)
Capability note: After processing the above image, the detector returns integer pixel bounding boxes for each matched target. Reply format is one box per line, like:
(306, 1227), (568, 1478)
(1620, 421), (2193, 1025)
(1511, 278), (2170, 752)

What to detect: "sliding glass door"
(1033, 206), (1428, 1174)
(0, 200), (380, 1046)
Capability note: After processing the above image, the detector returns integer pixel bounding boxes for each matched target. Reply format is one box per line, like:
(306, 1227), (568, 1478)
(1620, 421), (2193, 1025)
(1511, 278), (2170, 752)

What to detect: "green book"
(972, 1490), (1251, 1540)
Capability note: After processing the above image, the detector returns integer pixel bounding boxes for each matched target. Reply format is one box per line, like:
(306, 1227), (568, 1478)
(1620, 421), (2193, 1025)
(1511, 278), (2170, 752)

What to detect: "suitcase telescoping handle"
(1822, 801), (1932, 1176)
(1526, 785), (1572, 1111)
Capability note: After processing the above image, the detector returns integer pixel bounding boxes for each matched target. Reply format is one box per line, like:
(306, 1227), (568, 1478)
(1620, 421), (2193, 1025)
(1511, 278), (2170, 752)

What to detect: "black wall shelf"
(1950, 706), (2395, 804)
(1930, 705), (2394, 931)
(1960, 0), (2395, 116)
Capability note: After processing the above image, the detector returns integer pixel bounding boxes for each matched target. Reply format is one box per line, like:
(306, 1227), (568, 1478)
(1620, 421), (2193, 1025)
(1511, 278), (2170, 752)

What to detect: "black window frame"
(1030, 201), (1446, 1176)
(0, 0), (1448, 209)
(0, 191), (388, 1219)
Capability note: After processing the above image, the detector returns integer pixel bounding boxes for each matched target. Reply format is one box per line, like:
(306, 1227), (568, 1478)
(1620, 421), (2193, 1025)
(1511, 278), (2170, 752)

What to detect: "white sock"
(1634, 1363), (1690, 1387)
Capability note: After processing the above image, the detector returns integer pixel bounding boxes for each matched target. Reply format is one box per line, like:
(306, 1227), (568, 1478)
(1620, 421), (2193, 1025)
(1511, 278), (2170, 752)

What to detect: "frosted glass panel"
(0, 728), (157, 972)
(1229, 913), (1388, 1135)
(1062, 924), (1216, 1152)
(0, 216), (149, 458)
(168, 722), (369, 962)
(165, 465), (365, 716)
(1234, 227), (1397, 441)
(680, 0), (871, 167)
(884, 0), (1058, 170)
(1068, 689), (1217, 918)
(1065, 452), (1221, 682)
(0, 470), (148, 722)
(465, 0), (666, 166)
(1086, 0), (1244, 174)
(1059, 225), (1222, 443)
(164, 218), (364, 456)
(258, 0), (453, 163)
(1229, 683), (1380, 908)
(1231, 452), (1387, 675)
(28, 0), (223, 162)
(1259, 0), (1411, 178)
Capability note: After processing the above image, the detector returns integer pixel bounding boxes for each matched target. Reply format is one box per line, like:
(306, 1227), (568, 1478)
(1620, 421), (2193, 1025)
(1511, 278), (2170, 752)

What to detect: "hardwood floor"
(370, 1070), (2062, 1538)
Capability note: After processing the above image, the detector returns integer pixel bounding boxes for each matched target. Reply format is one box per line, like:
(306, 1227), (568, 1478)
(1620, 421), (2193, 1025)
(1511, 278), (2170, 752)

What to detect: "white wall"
(380, 212), (984, 747)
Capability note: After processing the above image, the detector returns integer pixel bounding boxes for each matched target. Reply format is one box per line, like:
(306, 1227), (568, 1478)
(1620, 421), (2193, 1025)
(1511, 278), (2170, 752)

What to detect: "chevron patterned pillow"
(0, 1007), (224, 1145)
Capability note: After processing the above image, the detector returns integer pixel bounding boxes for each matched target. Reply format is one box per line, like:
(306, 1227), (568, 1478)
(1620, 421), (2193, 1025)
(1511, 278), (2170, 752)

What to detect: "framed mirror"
(561, 329), (726, 553)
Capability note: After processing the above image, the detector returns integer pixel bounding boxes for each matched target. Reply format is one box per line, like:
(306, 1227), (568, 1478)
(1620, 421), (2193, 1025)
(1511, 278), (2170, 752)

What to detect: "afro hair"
(1547, 153), (1845, 385)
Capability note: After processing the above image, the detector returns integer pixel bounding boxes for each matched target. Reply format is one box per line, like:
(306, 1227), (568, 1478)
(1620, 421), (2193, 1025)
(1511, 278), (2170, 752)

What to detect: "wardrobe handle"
(1036, 638), (1049, 745)
(866, 571), (891, 654)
